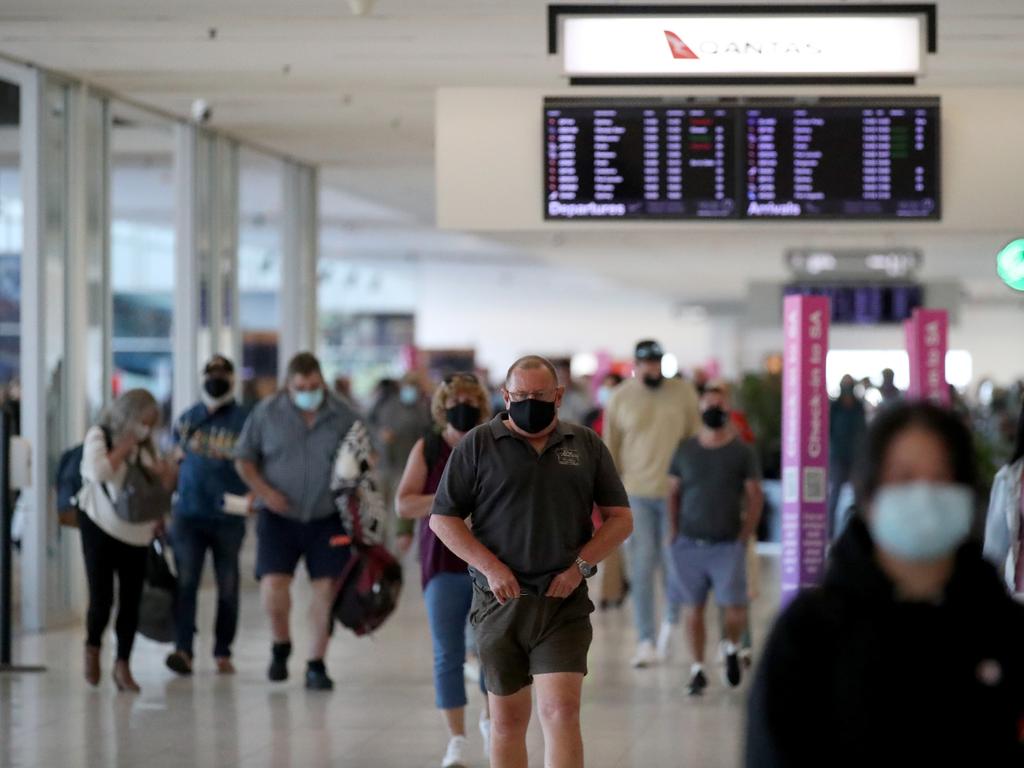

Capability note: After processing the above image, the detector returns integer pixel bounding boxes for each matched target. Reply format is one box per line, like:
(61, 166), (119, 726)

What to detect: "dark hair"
(286, 352), (322, 380)
(853, 402), (978, 507)
(505, 355), (558, 388)
(1011, 398), (1024, 466)
(604, 372), (624, 386)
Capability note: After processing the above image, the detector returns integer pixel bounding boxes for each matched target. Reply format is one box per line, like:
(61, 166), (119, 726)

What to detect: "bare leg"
(535, 673), (584, 768)
(442, 707), (466, 738)
(261, 575), (292, 643)
(308, 577), (338, 660)
(684, 604), (707, 665)
(722, 606), (748, 646)
(489, 686), (532, 768)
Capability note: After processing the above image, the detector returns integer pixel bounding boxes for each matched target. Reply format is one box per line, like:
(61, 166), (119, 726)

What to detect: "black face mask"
(508, 398), (556, 435)
(642, 374), (663, 389)
(446, 403), (481, 433)
(702, 406), (728, 430)
(204, 376), (232, 399)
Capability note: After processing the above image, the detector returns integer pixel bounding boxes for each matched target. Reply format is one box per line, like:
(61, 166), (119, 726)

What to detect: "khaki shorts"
(470, 582), (594, 696)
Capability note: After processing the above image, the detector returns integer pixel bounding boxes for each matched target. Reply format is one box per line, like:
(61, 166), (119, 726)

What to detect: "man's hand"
(396, 533), (414, 556)
(262, 488), (290, 515)
(545, 564), (584, 599)
(483, 561), (521, 605)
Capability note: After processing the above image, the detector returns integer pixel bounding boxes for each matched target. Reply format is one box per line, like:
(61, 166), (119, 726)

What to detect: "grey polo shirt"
(235, 391), (358, 523)
(431, 413), (630, 595)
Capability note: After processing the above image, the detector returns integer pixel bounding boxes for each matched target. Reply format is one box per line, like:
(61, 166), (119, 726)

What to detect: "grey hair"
(504, 356), (558, 388)
(99, 389), (160, 447)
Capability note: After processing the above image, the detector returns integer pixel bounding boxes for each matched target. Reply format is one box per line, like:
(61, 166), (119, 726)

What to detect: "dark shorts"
(255, 509), (351, 580)
(668, 537), (748, 607)
(470, 582), (594, 697)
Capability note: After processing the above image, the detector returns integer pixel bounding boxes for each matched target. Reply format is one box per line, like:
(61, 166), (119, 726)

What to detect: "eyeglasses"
(443, 372), (479, 385)
(505, 389), (557, 403)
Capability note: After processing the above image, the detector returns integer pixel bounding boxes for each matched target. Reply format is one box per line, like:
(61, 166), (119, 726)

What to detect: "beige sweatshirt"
(603, 377), (700, 498)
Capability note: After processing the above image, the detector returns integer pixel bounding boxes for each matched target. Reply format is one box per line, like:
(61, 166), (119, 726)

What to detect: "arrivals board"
(544, 98), (940, 221)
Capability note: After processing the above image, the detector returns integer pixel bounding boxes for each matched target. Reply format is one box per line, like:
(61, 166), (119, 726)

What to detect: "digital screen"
(743, 105), (939, 219)
(544, 99), (940, 221)
(545, 104), (738, 219)
(783, 283), (923, 325)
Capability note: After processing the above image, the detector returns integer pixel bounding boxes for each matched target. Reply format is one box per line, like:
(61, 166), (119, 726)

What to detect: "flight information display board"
(544, 98), (940, 221)
(545, 104), (738, 219)
(783, 283), (923, 324)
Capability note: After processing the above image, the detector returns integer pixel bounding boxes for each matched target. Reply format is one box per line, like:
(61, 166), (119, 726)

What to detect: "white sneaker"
(631, 640), (658, 668)
(479, 714), (492, 758)
(655, 621), (675, 662)
(442, 735), (469, 768)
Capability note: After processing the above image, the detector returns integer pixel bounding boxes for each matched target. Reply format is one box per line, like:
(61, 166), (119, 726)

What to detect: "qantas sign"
(562, 16), (923, 76)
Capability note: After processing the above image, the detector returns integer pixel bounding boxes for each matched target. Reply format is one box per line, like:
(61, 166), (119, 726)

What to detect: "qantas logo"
(665, 31), (699, 59)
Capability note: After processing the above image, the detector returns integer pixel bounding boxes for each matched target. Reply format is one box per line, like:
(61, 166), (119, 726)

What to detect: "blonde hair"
(99, 388), (161, 453)
(430, 375), (491, 428)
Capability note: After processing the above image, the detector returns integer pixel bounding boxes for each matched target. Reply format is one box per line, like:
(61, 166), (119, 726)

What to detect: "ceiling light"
(348, 0), (376, 16)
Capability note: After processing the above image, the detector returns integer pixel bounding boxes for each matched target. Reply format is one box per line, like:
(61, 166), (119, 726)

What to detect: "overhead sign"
(562, 15), (925, 78)
(786, 248), (922, 279)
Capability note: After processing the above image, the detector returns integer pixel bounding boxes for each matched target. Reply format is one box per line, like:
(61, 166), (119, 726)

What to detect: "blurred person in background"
(829, 374), (867, 540)
(984, 399), (1024, 597)
(879, 367), (902, 406)
(556, 360), (592, 425)
(369, 372), (433, 554)
(397, 372), (492, 768)
(78, 389), (177, 692)
(747, 403), (1024, 767)
(235, 352), (359, 690)
(604, 339), (700, 667)
(165, 355), (251, 677)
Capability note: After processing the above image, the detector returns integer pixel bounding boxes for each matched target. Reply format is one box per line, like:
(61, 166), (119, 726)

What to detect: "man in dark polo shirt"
(431, 355), (633, 768)
(235, 352), (359, 691)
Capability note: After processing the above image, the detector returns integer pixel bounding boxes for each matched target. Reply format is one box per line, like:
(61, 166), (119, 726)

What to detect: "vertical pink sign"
(781, 295), (831, 605)
(905, 308), (950, 406)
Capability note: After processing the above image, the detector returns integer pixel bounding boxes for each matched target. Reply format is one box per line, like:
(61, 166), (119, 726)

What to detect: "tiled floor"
(2, 549), (779, 768)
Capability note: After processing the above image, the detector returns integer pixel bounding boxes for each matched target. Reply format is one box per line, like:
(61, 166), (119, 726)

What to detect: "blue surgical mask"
(399, 385), (419, 406)
(870, 482), (973, 561)
(292, 388), (324, 412)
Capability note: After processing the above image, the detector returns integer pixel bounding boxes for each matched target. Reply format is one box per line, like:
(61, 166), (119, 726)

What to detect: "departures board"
(544, 98), (940, 221)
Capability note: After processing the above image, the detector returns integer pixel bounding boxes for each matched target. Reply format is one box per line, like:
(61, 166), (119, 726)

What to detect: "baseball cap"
(204, 354), (235, 375)
(634, 340), (664, 361)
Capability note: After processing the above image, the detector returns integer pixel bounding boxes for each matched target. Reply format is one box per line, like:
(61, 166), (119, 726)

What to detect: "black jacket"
(747, 516), (1024, 767)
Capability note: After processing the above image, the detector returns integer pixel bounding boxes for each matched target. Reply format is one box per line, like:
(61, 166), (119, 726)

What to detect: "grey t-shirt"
(668, 436), (761, 542)
(234, 391), (359, 522)
(431, 414), (630, 595)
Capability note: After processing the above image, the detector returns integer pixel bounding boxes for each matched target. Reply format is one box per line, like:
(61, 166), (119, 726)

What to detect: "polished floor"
(2, 546), (780, 768)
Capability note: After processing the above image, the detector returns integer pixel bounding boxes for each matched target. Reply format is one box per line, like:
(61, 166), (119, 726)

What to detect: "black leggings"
(79, 513), (148, 660)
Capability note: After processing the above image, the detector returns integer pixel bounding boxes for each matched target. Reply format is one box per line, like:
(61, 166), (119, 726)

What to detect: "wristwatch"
(575, 556), (598, 579)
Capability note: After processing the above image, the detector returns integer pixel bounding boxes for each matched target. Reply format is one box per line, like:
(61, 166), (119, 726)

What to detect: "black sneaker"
(165, 650), (193, 676)
(268, 641), (291, 682)
(305, 660), (334, 691)
(687, 668), (708, 697)
(722, 643), (742, 688)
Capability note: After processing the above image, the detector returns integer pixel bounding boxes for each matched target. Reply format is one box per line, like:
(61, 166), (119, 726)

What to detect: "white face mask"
(870, 482), (974, 561)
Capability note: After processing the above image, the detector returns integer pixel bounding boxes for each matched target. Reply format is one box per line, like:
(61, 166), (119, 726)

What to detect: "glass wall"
(110, 102), (176, 427)
(238, 147), (283, 404)
(0, 79), (19, 429)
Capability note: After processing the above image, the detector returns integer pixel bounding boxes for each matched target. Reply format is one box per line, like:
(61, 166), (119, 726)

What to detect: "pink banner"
(905, 308), (949, 406)
(781, 295), (831, 605)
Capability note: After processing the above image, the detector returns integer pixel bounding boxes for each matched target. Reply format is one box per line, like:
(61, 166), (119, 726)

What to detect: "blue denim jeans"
(171, 514), (246, 658)
(626, 495), (680, 643)
(424, 571), (485, 710)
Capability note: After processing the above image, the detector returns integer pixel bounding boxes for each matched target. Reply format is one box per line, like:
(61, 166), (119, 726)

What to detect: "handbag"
(106, 458), (171, 524)
(137, 539), (177, 644)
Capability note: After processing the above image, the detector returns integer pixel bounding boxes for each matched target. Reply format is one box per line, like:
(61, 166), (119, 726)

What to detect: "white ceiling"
(1, 0), (1024, 301)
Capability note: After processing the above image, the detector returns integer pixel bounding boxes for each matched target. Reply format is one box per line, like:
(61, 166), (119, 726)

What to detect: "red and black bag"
(332, 492), (403, 637)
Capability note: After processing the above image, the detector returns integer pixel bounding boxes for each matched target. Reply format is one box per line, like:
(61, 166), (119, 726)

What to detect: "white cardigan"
(983, 458), (1024, 593)
(78, 425), (158, 547)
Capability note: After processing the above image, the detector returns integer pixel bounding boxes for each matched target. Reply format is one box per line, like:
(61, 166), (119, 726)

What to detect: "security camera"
(190, 99), (212, 124)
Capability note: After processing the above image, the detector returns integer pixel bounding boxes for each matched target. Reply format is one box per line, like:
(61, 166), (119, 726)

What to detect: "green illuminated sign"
(996, 239), (1024, 292)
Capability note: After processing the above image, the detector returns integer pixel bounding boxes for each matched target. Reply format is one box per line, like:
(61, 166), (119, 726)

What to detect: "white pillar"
(279, 163), (318, 368)
(172, 123), (201, 417)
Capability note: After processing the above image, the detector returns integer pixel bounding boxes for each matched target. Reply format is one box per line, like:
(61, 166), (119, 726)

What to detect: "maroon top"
(419, 437), (471, 589)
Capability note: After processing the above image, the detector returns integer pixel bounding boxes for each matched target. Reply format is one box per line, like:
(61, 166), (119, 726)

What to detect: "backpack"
(109, 460), (172, 524)
(331, 490), (403, 637)
(55, 427), (111, 528)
